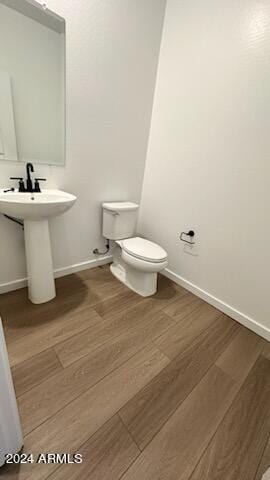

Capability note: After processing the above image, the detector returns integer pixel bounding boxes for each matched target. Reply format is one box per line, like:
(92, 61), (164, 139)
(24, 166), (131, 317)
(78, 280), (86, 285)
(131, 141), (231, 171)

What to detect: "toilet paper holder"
(180, 230), (195, 245)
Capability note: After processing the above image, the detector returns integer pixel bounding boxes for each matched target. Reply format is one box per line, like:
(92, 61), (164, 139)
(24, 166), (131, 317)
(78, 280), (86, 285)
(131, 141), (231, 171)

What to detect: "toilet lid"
(103, 202), (139, 212)
(121, 237), (167, 263)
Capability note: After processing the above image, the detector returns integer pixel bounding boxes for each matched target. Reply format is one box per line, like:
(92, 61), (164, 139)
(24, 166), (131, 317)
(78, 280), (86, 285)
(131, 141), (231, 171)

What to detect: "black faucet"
(26, 162), (34, 192)
(10, 163), (46, 192)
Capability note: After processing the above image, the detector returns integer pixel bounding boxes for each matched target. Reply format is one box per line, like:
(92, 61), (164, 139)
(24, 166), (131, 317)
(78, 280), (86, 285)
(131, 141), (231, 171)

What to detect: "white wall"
(139, 0), (270, 339)
(0, 3), (64, 165)
(0, 0), (166, 289)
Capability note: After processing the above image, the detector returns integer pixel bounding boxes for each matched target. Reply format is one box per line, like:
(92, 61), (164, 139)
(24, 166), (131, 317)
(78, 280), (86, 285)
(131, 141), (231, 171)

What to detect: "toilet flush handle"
(111, 211), (119, 216)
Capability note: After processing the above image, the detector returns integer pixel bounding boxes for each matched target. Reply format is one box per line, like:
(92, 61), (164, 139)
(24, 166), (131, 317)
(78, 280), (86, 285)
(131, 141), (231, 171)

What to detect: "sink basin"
(0, 189), (76, 220)
(0, 188), (77, 305)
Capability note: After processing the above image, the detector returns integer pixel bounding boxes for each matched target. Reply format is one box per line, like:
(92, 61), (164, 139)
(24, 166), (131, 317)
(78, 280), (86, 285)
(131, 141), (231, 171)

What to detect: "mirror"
(0, 0), (65, 165)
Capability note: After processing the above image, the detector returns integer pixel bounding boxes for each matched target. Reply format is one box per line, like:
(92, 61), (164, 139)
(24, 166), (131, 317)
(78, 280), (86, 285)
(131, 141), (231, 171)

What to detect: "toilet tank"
(102, 202), (139, 240)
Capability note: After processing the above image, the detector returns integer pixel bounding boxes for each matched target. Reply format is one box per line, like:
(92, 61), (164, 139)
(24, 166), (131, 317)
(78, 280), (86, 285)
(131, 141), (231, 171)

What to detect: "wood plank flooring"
(0, 264), (269, 480)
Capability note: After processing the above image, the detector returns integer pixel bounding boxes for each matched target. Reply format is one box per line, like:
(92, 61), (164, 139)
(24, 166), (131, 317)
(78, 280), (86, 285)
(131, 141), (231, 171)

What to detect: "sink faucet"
(26, 163), (34, 192)
(10, 163), (46, 192)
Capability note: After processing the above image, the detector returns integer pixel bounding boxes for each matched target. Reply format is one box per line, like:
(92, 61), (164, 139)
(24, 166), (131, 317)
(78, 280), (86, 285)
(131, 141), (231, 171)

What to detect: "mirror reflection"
(0, 0), (65, 165)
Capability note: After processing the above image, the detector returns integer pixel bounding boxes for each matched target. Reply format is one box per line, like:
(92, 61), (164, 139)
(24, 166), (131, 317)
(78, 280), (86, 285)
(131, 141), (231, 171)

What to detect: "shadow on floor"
(0, 274), (89, 335)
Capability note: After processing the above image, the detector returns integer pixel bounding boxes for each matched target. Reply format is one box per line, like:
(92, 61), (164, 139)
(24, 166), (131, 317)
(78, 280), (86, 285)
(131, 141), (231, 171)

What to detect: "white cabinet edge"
(0, 318), (23, 467)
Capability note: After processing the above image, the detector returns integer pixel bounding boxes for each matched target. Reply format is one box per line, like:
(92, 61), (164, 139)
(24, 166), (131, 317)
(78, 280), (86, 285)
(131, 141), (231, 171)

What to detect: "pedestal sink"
(0, 189), (76, 304)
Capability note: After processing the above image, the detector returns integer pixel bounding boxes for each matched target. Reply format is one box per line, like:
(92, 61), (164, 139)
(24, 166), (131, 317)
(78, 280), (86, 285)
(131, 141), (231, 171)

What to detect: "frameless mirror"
(0, 0), (65, 165)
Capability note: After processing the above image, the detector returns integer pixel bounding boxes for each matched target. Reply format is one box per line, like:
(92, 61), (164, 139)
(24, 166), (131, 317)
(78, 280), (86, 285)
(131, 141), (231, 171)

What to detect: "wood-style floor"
(0, 265), (269, 480)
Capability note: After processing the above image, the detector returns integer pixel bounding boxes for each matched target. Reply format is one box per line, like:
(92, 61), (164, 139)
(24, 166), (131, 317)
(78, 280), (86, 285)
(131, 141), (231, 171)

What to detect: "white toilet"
(102, 202), (168, 296)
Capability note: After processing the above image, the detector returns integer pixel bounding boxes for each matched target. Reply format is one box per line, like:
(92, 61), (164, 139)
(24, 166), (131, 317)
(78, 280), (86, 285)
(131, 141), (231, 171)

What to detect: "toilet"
(102, 202), (168, 296)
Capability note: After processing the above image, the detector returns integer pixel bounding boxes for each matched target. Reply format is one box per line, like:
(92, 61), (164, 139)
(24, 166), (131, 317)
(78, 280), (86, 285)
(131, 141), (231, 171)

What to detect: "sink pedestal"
(0, 189), (76, 304)
(24, 220), (56, 304)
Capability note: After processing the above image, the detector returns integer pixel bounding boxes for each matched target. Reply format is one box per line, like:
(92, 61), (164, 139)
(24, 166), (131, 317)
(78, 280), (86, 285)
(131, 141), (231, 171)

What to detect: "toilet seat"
(119, 237), (167, 263)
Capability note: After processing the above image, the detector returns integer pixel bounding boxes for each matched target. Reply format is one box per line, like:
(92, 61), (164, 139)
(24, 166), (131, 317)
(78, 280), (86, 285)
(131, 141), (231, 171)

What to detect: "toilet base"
(110, 261), (157, 297)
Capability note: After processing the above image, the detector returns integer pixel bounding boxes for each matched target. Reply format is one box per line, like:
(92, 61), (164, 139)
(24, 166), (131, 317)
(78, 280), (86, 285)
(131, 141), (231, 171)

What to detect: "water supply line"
(93, 239), (110, 255)
(3, 215), (24, 230)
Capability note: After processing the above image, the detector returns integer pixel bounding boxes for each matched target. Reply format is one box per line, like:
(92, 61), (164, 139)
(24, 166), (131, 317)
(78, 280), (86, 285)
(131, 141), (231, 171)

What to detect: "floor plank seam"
(117, 366), (241, 480)
(22, 341), (169, 437)
(215, 335), (265, 382)
(185, 366), (247, 480)
(8, 311), (105, 369)
(150, 343), (171, 365)
(191, 313), (240, 357)
(53, 346), (65, 370)
(11, 347), (64, 399)
(151, 341), (173, 363)
(53, 311), (173, 370)
(152, 312), (236, 363)
(155, 309), (180, 326)
(160, 299), (204, 325)
(41, 415), (128, 480)
(119, 352), (226, 455)
(115, 317), (241, 455)
(187, 359), (270, 480)
(86, 287), (132, 309)
(92, 293), (147, 320)
(117, 413), (142, 452)
(144, 321), (242, 454)
(117, 444), (145, 480)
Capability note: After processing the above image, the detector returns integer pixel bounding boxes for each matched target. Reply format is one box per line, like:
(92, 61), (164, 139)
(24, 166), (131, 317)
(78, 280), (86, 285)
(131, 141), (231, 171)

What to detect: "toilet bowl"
(111, 237), (168, 296)
(102, 202), (168, 296)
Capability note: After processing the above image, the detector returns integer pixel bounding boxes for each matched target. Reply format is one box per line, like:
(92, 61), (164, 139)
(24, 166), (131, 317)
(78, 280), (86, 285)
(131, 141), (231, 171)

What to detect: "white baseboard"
(163, 268), (270, 342)
(0, 256), (113, 295)
(54, 255), (113, 279)
(0, 278), (27, 295)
